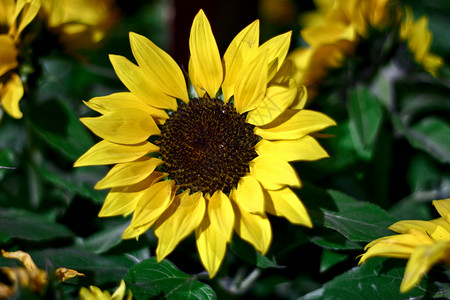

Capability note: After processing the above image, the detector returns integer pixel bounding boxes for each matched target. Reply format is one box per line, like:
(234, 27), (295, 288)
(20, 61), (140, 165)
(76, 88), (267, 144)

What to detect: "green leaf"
(321, 190), (398, 242)
(310, 233), (363, 250)
(30, 248), (136, 285)
(347, 86), (383, 160)
(125, 258), (216, 299)
(230, 235), (282, 269)
(0, 149), (16, 181)
(300, 257), (445, 299)
(320, 249), (349, 273)
(75, 220), (129, 254)
(0, 208), (74, 242)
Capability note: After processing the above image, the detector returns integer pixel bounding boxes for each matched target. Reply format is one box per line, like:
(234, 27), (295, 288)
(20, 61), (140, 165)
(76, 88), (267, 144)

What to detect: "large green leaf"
(300, 257), (446, 299)
(230, 235), (282, 269)
(125, 258), (216, 299)
(319, 249), (349, 273)
(30, 248), (136, 286)
(0, 208), (74, 242)
(321, 190), (398, 242)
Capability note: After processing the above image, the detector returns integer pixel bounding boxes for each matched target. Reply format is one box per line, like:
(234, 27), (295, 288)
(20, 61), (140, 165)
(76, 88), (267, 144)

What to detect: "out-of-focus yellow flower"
(0, 0), (41, 119)
(40, 0), (119, 50)
(0, 249), (84, 298)
(359, 199), (450, 293)
(79, 280), (132, 300)
(400, 8), (444, 77)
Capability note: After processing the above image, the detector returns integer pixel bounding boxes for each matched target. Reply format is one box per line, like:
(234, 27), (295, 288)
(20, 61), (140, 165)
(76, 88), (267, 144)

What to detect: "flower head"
(359, 199), (450, 293)
(79, 280), (132, 300)
(75, 9), (335, 277)
(0, 0), (41, 119)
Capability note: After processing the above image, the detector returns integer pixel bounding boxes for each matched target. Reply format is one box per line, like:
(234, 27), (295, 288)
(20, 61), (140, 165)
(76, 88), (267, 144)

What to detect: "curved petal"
(255, 109), (336, 140)
(74, 140), (159, 167)
(256, 31), (292, 81)
(189, 9), (223, 98)
(99, 171), (167, 217)
(14, 0), (41, 37)
(123, 180), (175, 239)
(80, 108), (160, 144)
(208, 191), (234, 242)
(0, 35), (18, 77)
(95, 157), (163, 189)
(84, 92), (168, 122)
(389, 220), (450, 241)
(129, 32), (189, 102)
(1, 72), (23, 119)
(222, 20), (259, 101)
(234, 50), (268, 114)
(109, 54), (177, 110)
(250, 153), (301, 190)
(433, 199), (450, 220)
(232, 200), (272, 255)
(195, 215), (227, 278)
(265, 187), (312, 227)
(255, 135), (329, 162)
(233, 176), (264, 215)
(155, 191), (206, 260)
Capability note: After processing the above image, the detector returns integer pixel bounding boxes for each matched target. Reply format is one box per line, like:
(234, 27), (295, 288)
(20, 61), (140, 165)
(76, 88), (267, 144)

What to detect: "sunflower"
(0, 0), (41, 119)
(79, 280), (132, 300)
(359, 199), (450, 293)
(400, 8), (444, 77)
(75, 9), (335, 277)
(40, 0), (119, 50)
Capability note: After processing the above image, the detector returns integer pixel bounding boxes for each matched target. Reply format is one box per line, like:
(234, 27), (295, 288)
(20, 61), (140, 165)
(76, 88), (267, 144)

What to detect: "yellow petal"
(257, 31), (291, 81)
(400, 242), (450, 293)
(99, 171), (167, 217)
(208, 191), (235, 242)
(255, 135), (329, 162)
(129, 32), (189, 102)
(14, 0), (41, 37)
(74, 140), (159, 167)
(433, 199), (450, 219)
(189, 9), (223, 98)
(195, 215), (227, 278)
(123, 180), (175, 239)
(80, 108), (160, 144)
(389, 220), (450, 241)
(111, 280), (127, 300)
(246, 80), (297, 126)
(1, 72), (23, 119)
(222, 20), (260, 101)
(0, 35), (18, 77)
(155, 191), (206, 260)
(55, 268), (85, 282)
(95, 157), (163, 189)
(233, 176), (264, 215)
(255, 109), (336, 140)
(109, 54), (177, 110)
(232, 201), (272, 255)
(84, 92), (168, 122)
(250, 153), (301, 190)
(234, 50), (268, 114)
(265, 187), (312, 227)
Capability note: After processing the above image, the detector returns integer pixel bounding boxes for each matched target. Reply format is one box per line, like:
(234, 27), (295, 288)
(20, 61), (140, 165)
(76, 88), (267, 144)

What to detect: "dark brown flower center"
(158, 97), (258, 195)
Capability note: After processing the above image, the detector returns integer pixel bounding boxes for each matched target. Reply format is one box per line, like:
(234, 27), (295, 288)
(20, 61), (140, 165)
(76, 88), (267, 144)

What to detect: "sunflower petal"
(74, 140), (159, 167)
(123, 180), (175, 239)
(0, 35), (18, 77)
(234, 50), (268, 114)
(222, 20), (259, 101)
(14, 0), (41, 37)
(257, 31), (291, 81)
(208, 191), (235, 242)
(265, 187), (312, 227)
(84, 92), (168, 121)
(233, 176), (264, 215)
(95, 157), (163, 189)
(155, 191), (206, 260)
(129, 32), (189, 102)
(433, 199), (450, 220)
(233, 201), (272, 255)
(250, 153), (301, 190)
(1, 72), (23, 119)
(99, 172), (166, 217)
(80, 108), (160, 144)
(255, 109), (336, 140)
(109, 54), (177, 110)
(195, 215), (227, 278)
(255, 135), (329, 162)
(389, 220), (450, 241)
(189, 9), (223, 98)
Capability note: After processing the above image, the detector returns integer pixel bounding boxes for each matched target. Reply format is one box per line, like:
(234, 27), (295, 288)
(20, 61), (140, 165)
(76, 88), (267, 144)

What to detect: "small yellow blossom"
(79, 280), (132, 300)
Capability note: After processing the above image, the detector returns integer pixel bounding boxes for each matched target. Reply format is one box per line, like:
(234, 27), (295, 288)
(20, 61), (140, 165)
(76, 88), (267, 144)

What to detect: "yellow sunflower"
(75, 9), (335, 277)
(359, 199), (450, 293)
(79, 280), (132, 300)
(400, 8), (444, 77)
(40, 0), (119, 50)
(0, 0), (41, 119)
